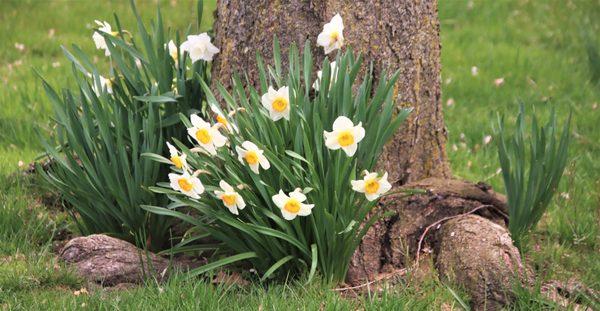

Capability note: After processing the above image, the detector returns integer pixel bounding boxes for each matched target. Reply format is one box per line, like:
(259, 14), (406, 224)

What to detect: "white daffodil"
(92, 20), (118, 56)
(91, 75), (113, 95)
(187, 114), (227, 155)
(317, 14), (344, 54)
(180, 33), (219, 63)
(323, 116), (365, 157)
(312, 61), (338, 91)
(272, 188), (314, 220)
(215, 180), (246, 215)
(351, 171), (392, 201)
(169, 171), (204, 199)
(166, 142), (187, 170)
(167, 40), (179, 64)
(210, 105), (237, 132)
(235, 141), (270, 174)
(261, 86), (290, 121)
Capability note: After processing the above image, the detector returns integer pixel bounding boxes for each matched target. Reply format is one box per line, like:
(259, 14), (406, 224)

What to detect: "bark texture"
(60, 234), (203, 286)
(212, 0), (450, 183)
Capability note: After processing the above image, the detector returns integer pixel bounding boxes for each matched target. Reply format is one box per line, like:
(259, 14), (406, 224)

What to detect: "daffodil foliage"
(38, 1), (214, 250)
(145, 36), (411, 282)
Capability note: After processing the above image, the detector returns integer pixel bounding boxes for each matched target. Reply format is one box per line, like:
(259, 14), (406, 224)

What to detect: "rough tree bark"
(211, 1), (523, 309)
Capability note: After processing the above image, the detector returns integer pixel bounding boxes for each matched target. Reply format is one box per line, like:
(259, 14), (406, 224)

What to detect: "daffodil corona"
(261, 86), (290, 121)
(92, 20), (118, 56)
(180, 33), (219, 63)
(166, 142), (187, 170)
(324, 116), (365, 156)
(169, 172), (204, 199)
(187, 114), (227, 155)
(215, 180), (246, 215)
(351, 171), (392, 201)
(272, 189), (314, 220)
(317, 14), (344, 54)
(236, 141), (270, 174)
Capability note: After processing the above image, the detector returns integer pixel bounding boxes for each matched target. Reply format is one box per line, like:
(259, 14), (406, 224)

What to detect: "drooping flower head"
(317, 14), (344, 54)
(215, 180), (246, 215)
(323, 116), (365, 157)
(167, 40), (179, 64)
(313, 61), (338, 91)
(351, 171), (392, 201)
(169, 171), (204, 199)
(261, 86), (290, 121)
(210, 105), (237, 132)
(92, 20), (117, 56)
(187, 114), (227, 155)
(166, 142), (187, 170)
(272, 188), (314, 220)
(235, 141), (270, 174)
(180, 33), (219, 63)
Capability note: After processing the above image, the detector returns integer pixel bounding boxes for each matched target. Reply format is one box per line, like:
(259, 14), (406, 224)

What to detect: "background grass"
(0, 0), (598, 309)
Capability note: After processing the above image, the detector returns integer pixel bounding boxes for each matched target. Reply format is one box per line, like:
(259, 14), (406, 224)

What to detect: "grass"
(0, 0), (598, 309)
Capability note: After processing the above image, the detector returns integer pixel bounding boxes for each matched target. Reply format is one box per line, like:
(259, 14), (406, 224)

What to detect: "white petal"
(317, 32), (331, 48)
(228, 206), (239, 215)
(331, 14), (344, 30)
(341, 143), (358, 156)
(192, 177), (205, 194)
(242, 141), (259, 151)
(324, 131), (341, 150)
(332, 116), (354, 131)
(211, 129), (227, 147)
(272, 191), (288, 208)
(351, 180), (365, 192)
(365, 193), (380, 202)
(249, 163), (260, 174)
(281, 209), (297, 220)
(298, 203), (314, 216)
(258, 154), (271, 170)
(289, 190), (307, 203)
(169, 173), (180, 191)
(353, 124), (366, 143)
(236, 146), (246, 163)
(236, 196), (246, 210)
(190, 114), (206, 128)
(365, 172), (378, 180)
(219, 180), (233, 192)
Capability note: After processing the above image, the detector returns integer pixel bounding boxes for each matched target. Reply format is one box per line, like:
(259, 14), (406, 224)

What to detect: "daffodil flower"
(351, 171), (392, 201)
(317, 14), (344, 54)
(167, 40), (179, 64)
(91, 75), (113, 95)
(169, 171), (204, 199)
(261, 86), (290, 121)
(312, 61), (338, 91)
(324, 116), (365, 156)
(187, 114), (227, 155)
(92, 20), (118, 56)
(180, 33), (219, 63)
(211, 105), (237, 133)
(272, 188), (314, 220)
(215, 180), (246, 215)
(235, 141), (270, 174)
(166, 142), (187, 170)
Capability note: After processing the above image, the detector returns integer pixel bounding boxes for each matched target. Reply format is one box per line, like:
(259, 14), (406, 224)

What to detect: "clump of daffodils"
(148, 14), (411, 283)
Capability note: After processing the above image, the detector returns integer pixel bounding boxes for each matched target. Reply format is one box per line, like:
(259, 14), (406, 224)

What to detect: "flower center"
(195, 128), (212, 144)
(272, 97), (288, 112)
(222, 193), (237, 206)
(244, 151), (259, 165)
(170, 155), (183, 169)
(365, 179), (380, 195)
(284, 199), (301, 214)
(216, 115), (228, 126)
(178, 178), (193, 192)
(337, 130), (354, 147)
(330, 31), (340, 42)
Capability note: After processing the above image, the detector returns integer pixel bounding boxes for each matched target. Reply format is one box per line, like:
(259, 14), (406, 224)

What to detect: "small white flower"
(494, 78), (505, 87)
(92, 75), (113, 95)
(235, 141), (270, 174)
(215, 180), (246, 215)
(323, 116), (365, 157)
(211, 105), (237, 132)
(166, 142), (187, 170)
(169, 171), (204, 199)
(272, 188), (314, 220)
(351, 171), (392, 201)
(471, 66), (479, 76)
(483, 135), (492, 145)
(312, 61), (338, 91)
(166, 40), (179, 63)
(92, 20), (117, 56)
(261, 86), (290, 121)
(180, 33), (219, 63)
(186, 114), (227, 155)
(317, 14), (344, 54)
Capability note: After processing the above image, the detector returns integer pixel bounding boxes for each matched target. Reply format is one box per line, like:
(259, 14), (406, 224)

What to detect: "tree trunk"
(211, 0), (450, 184)
(211, 1), (524, 309)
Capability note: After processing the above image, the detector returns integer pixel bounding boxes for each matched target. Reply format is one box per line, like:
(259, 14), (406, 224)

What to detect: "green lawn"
(0, 0), (598, 309)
